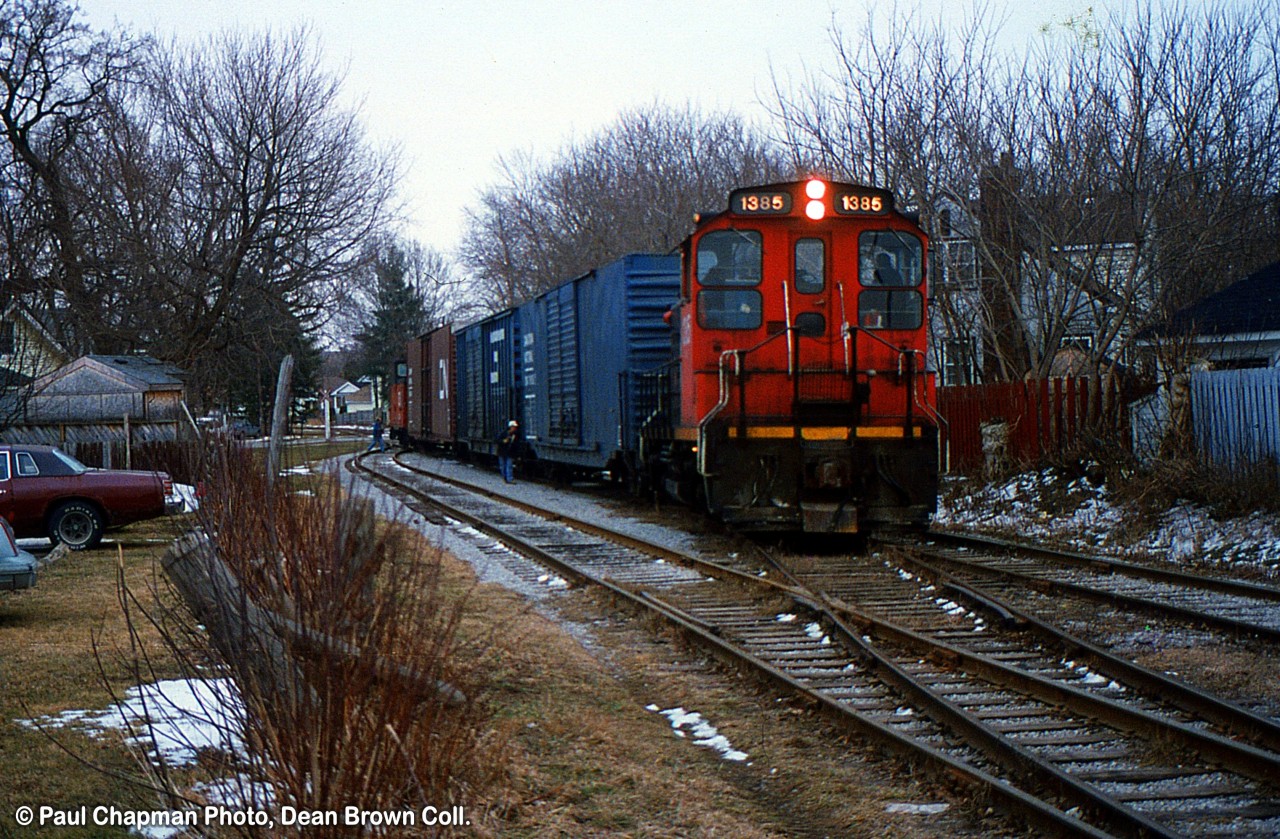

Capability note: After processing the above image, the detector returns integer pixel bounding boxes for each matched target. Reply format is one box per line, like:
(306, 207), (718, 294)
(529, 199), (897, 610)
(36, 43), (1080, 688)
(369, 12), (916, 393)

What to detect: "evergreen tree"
(352, 240), (432, 385)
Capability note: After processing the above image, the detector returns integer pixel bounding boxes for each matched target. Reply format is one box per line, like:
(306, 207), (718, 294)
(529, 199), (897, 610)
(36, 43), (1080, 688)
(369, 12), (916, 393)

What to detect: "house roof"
(32, 354), (187, 395)
(325, 377), (360, 396)
(1162, 260), (1280, 337)
(86, 355), (187, 388)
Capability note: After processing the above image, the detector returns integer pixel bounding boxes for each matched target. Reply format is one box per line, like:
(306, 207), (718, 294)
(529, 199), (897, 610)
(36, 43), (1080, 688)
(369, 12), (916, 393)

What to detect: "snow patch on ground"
(885, 801), (950, 815)
(646, 705), (749, 762)
(19, 679), (255, 837)
(935, 471), (1280, 576)
(20, 678), (244, 768)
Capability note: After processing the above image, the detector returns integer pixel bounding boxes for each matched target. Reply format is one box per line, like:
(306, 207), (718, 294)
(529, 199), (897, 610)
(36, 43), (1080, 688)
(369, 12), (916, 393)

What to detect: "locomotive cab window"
(698, 289), (762, 330)
(858, 289), (922, 330)
(794, 238), (825, 294)
(859, 230), (922, 287)
(697, 230), (762, 286)
(697, 229), (763, 330)
(856, 230), (923, 329)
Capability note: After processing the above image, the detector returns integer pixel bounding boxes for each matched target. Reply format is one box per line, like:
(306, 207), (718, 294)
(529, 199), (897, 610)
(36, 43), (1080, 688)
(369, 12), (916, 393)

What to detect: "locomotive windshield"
(858, 230), (924, 330)
(697, 230), (762, 286)
(858, 230), (922, 287)
(697, 229), (763, 330)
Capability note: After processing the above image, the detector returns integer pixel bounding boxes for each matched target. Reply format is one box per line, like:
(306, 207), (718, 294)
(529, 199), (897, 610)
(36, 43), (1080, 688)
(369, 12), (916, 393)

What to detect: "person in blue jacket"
(366, 416), (385, 453)
(496, 420), (522, 483)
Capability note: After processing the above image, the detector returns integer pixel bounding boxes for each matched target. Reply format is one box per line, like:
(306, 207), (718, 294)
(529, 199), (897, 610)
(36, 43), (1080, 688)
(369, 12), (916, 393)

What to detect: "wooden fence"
(937, 376), (1129, 473)
(1191, 368), (1280, 474)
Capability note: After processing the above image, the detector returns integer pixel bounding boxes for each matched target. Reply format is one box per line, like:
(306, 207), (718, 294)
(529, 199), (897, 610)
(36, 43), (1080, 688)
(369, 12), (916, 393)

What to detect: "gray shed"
(24, 355), (188, 423)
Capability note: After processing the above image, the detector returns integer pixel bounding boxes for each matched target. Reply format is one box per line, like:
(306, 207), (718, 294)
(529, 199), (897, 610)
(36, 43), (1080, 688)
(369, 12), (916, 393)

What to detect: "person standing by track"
(496, 420), (523, 483)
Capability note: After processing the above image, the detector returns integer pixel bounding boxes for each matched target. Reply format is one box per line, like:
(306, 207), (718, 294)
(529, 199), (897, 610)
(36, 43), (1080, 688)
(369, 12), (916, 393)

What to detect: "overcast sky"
(76, 0), (1094, 254)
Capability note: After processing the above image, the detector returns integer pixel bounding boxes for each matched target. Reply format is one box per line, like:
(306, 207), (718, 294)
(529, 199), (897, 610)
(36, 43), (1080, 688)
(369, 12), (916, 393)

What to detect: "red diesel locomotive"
(392, 178), (939, 534)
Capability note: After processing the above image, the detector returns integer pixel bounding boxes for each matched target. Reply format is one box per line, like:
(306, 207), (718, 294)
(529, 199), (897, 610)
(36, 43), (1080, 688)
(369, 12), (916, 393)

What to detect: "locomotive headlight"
(804, 179), (827, 220)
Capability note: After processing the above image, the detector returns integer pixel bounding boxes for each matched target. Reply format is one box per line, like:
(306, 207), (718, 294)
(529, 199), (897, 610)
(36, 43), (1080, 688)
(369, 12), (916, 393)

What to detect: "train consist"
(389, 178), (939, 534)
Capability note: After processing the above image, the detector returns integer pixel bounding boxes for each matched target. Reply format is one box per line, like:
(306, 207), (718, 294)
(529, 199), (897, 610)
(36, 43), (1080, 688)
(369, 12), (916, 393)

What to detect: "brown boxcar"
(406, 324), (457, 448)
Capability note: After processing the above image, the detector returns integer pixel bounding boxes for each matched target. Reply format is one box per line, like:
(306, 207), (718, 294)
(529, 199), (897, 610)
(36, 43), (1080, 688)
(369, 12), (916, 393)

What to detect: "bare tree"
(85, 26), (401, 408)
(0, 0), (142, 352)
(460, 102), (791, 311)
(769, 1), (1280, 384)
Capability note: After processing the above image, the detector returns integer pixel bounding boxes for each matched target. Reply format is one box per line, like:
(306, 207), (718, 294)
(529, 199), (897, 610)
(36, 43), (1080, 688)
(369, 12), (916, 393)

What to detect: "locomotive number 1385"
(734, 191), (793, 214)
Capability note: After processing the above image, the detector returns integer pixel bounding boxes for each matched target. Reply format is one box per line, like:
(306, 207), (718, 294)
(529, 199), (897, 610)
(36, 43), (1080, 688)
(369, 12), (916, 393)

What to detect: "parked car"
(227, 419), (260, 439)
(0, 444), (181, 550)
(0, 518), (36, 591)
(202, 418), (260, 440)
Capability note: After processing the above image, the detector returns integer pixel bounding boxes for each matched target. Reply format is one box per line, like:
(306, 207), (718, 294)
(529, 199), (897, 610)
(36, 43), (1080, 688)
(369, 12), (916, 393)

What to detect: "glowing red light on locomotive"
(804, 178), (827, 220)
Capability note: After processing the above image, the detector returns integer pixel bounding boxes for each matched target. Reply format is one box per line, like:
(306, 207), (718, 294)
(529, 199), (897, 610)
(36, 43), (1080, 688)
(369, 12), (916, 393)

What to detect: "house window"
(932, 240), (977, 290)
(0, 322), (14, 356)
(942, 337), (978, 386)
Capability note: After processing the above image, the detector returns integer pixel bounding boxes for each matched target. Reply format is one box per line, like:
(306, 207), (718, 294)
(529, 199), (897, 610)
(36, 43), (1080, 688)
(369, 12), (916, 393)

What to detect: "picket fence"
(1190, 367), (1280, 474)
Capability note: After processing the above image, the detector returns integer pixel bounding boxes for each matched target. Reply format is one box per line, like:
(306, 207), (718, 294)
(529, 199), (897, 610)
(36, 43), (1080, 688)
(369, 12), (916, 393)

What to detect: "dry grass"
(1137, 644), (1280, 708)
(0, 518), (190, 837)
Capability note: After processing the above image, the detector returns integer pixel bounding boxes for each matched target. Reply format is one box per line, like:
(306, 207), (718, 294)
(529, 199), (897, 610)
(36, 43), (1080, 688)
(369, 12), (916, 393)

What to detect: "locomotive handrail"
(696, 329), (792, 475)
(845, 325), (944, 436)
(844, 321), (907, 355)
(906, 348), (946, 429)
(782, 281), (795, 378)
(837, 282), (852, 374)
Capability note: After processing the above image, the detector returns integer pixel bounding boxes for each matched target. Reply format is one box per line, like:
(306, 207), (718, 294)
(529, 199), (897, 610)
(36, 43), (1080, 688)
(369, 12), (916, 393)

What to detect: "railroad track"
(880, 530), (1280, 644)
(350, 451), (1280, 838)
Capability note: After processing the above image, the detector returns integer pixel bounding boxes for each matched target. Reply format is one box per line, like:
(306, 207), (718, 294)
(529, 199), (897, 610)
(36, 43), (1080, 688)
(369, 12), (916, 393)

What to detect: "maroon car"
(0, 444), (179, 550)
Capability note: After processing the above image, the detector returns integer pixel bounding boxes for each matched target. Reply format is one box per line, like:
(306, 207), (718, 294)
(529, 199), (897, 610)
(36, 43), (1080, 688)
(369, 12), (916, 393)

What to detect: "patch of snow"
(803, 622), (832, 645)
(20, 678), (245, 768)
(537, 573), (569, 589)
(885, 802), (950, 815)
(650, 706), (748, 762)
(935, 472), (1280, 575)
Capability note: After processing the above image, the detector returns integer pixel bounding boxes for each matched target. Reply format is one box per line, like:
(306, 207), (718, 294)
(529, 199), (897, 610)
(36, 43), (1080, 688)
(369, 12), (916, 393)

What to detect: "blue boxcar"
(454, 254), (680, 473)
(455, 308), (524, 456)
(520, 254), (680, 474)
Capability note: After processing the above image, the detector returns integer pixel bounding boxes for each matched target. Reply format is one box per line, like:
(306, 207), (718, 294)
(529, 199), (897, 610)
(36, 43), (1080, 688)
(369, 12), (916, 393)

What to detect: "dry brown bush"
(150, 444), (508, 836)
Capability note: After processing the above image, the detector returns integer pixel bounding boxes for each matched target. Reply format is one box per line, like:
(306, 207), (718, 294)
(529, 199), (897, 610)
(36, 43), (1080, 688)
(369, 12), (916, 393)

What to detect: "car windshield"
(0, 520), (18, 558)
(52, 448), (88, 475)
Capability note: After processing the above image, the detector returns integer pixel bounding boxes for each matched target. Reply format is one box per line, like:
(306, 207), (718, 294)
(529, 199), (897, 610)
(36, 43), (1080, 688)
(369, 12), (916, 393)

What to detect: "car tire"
(50, 501), (105, 551)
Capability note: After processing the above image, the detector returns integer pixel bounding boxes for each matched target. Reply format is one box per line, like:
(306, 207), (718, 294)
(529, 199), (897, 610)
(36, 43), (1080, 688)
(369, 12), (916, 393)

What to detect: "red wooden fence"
(937, 376), (1129, 473)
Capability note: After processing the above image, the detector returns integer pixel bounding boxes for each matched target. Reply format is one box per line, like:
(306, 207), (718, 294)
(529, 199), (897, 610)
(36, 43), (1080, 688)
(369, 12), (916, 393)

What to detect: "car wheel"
(50, 501), (105, 550)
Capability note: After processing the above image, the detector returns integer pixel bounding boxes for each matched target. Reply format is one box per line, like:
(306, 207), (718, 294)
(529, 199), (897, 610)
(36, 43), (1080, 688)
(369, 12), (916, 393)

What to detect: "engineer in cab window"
(873, 253), (903, 286)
